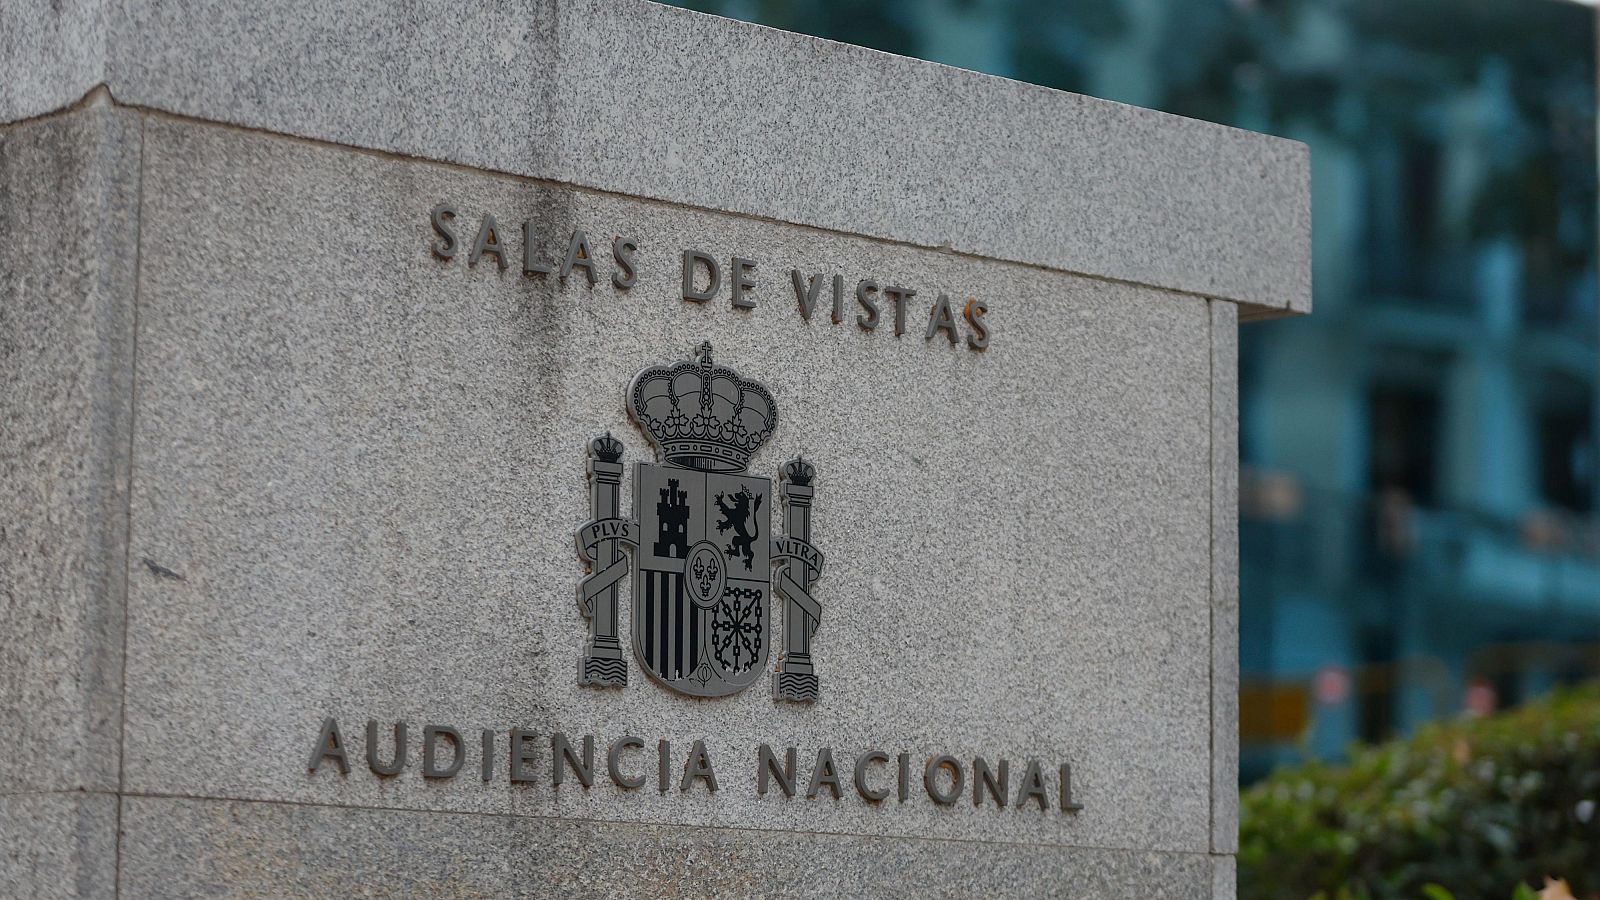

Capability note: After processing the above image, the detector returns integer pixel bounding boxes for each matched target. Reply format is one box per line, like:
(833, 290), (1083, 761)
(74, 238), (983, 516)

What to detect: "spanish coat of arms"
(574, 342), (825, 701)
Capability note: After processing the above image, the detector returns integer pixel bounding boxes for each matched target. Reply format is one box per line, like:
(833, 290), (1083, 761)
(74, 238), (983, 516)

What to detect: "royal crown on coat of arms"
(628, 346), (777, 473)
(574, 342), (825, 701)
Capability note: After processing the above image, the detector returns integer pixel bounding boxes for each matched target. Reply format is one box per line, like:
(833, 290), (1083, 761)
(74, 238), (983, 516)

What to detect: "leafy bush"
(1239, 682), (1600, 899)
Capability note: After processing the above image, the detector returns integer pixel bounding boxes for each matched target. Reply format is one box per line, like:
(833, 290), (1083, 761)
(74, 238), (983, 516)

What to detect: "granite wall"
(0, 2), (1305, 896)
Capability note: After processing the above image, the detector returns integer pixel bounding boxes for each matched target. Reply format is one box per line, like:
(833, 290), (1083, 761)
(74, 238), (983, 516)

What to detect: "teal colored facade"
(675, 0), (1599, 779)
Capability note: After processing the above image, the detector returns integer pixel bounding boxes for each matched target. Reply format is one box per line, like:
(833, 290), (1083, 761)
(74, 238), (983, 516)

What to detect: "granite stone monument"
(1, 0), (1308, 895)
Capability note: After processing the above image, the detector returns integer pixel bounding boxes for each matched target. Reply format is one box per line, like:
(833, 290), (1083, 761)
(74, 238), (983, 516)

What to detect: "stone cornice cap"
(2, 0), (1309, 317)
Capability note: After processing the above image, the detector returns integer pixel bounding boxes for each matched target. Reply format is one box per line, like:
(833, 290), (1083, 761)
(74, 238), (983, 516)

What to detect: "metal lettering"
(681, 250), (721, 302)
(421, 725), (465, 779)
(757, 744), (797, 797)
(510, 729), (538, 783)
(521, 221), (552, 275)
(924, 755), (964, 805)
(973, 757), (1008, 807)
(1060, 763), (1084, 812)
(427, 211), (993, 350)
(806, 747), (842, 800)
(790, 269), (825, 321)
(552, 732), (595, 788)
(731, 257), (758, 309)
(561, 230), (599, 284)
(855, 279), (880, 329)
(882, 285), (915, 336)
(607, 735), (646, 789)
(307, 721), (1082, 809)
(612, 236), (639, 289)
(365, 720), (406, 776)
(307, 717), (349, 775)
(853, 750), (890, 802)
(680, 739), (719, 792)
(926, 293), (959, 345)
(1016, 759), (1049, 810)
(964, 298), (989, 350)
(468, 215), (508, 270)
(430, 204), (459, 259)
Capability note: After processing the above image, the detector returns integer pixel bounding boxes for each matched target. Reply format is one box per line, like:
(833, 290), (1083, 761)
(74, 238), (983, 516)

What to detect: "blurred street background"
(668, 2), (1600, 891)
(671, 0), (1599, 776)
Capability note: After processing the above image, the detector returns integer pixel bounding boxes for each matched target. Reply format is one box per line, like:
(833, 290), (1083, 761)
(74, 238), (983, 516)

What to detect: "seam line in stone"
(0, 82), (113, 134)
(115, 789), (1213, 857)
(1206, 298), (1218, 856)
(12, 89), (1288, 315)
(0, 788), (123, 799)
(111, 108), (150, 900)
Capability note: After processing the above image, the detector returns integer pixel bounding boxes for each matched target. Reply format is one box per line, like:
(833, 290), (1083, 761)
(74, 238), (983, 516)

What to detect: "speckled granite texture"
(119, 795), (1218, 898)
(0, 2), (1301, 895)
(0, 104), (139, 799)
(1209, 300), (1241, 855)
(119, 118), (1213, 853)
(0, 0), (107, 123)
(0, 793), (118, 900)
(3, 0), (1308, 317)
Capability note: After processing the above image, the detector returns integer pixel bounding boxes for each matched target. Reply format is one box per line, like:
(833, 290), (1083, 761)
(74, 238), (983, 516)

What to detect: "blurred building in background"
(679, 0), (1600, 780)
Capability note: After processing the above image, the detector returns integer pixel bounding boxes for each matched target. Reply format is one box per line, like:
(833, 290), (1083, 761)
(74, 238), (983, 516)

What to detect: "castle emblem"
(575, 342), (825, 700)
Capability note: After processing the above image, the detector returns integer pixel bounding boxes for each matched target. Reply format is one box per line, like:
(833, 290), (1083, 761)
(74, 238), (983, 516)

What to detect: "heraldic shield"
(574, 341), (826, 701)
(634, 466), (770, 695)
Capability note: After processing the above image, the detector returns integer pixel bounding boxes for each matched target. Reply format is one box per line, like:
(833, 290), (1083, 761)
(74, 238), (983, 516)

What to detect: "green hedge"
(1239, 682), (1600, 899)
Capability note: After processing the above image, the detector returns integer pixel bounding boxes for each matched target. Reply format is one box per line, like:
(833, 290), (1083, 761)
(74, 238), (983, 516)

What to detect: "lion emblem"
(715, 486), (764, 570)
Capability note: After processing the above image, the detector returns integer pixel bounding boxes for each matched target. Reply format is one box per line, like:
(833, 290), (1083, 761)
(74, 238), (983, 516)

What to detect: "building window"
(1367, 386), (1440, 506)
(1537, 405), (1594, 514)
